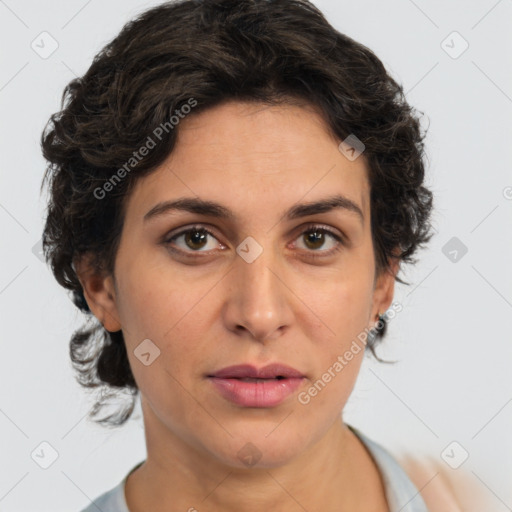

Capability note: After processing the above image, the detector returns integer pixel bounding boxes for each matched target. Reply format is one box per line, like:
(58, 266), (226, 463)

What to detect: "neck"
(125, 400), (387, 512)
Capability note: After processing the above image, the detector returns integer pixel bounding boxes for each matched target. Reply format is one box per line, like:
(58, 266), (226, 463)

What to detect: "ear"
(370, 256), (400, 325)
(74, 253), (122, 332)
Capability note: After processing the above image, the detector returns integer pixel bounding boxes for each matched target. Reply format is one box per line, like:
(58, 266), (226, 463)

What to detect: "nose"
(222, 242), (294, 344)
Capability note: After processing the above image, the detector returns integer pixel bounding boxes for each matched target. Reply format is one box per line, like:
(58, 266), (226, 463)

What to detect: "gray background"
(1, 0), (511, 510)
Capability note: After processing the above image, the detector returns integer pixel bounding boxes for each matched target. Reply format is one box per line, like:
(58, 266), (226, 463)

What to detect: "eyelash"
(163, 224), (345, 260)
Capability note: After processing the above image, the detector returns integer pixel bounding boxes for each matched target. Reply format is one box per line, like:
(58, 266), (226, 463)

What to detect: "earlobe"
(74, 255), (122, 332)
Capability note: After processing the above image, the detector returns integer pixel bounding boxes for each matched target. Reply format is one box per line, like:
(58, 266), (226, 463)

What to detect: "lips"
(209, 364), (304, 380)
(208, 364), (305, 407)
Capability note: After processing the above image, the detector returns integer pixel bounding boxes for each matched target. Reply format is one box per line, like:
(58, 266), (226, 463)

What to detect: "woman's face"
(82, 100), (396, 468)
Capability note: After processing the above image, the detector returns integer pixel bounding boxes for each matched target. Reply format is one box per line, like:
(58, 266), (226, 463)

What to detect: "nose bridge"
(226, 234), (291, 341)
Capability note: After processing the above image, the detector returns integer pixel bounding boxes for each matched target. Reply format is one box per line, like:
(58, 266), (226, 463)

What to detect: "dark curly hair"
(40, 0), (433, 427)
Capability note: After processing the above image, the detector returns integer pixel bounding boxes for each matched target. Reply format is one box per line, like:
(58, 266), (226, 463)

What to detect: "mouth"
(228, 377), (286, 382)
(207, 364), (305, 407)
(208, 363), (305, 380)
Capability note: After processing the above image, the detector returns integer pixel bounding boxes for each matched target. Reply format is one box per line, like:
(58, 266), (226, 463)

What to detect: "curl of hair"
(41, 0), (433, 426)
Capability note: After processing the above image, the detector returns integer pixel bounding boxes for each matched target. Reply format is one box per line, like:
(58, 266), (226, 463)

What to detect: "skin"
(77, 100), (399, 512)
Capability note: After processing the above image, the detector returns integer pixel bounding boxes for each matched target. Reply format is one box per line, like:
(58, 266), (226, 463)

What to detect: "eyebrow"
(143, 194), (364, 224)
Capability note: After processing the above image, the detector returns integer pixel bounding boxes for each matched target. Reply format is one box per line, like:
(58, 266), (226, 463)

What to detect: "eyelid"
(290, 222), (344, 241)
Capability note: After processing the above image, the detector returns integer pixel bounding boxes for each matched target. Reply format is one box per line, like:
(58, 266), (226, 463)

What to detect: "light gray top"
(81, 426), (429, 512)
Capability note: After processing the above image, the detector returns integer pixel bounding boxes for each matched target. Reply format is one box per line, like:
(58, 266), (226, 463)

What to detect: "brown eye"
(303, 230), (328, 250)
(295, 226), (343, 254)
(183, 229), (209, 250)
(163, 223), (344, 260)
(165, 226), (222, 254)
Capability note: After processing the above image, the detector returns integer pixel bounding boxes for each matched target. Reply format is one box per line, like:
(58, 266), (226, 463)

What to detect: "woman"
(40, 0), (443, 510)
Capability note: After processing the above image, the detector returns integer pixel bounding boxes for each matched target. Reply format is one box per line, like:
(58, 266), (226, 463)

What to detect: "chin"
(204, 426), (312, 470)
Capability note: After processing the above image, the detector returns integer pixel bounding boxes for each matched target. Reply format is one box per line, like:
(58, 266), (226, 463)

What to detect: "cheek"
(311, 273), (374, 348)
(114, 259), (200, 340)
(115, 267), (207, 410)
(114, 262), (216, 384)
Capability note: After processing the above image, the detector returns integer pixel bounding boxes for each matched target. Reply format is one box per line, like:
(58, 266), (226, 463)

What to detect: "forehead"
(124, 101), (370, 224)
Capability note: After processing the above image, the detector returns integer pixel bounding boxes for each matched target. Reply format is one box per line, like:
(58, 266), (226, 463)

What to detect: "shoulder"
(397, 454), (492, 512)
(79, 461), (143, 512)
(350, 427), (429, 511)
(79, 481), (128, 512)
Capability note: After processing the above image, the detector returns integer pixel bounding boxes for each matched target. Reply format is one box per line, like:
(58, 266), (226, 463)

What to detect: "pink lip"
(208, 364), (305, 407)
